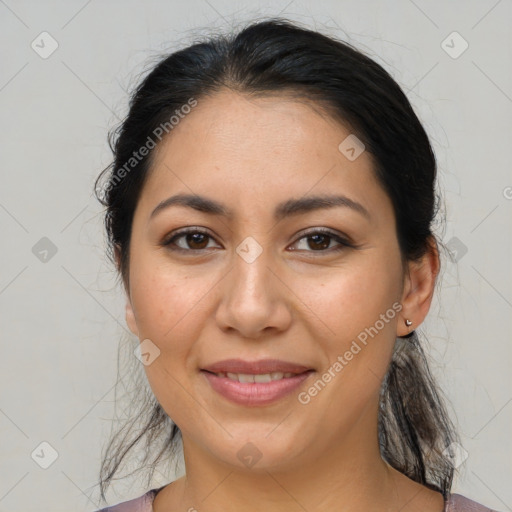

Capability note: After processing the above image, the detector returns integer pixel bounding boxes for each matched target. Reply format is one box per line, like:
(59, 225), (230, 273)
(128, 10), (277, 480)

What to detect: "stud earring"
(405, 319), (412, 327)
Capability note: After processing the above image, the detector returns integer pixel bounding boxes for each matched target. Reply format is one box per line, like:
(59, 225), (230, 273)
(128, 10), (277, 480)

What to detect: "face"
(123, 89), (420, 473)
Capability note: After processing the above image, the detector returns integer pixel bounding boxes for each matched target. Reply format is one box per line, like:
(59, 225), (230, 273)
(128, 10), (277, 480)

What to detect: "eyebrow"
(149, 193), (371, 222)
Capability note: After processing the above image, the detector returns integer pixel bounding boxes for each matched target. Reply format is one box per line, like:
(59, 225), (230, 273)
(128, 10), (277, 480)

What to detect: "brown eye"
(305, 233), (331, 250)
(290, 229), (352, 253)
(162, 227), (352, 255)
(163, 228), (220, 252)
(182, 232), (209, 250)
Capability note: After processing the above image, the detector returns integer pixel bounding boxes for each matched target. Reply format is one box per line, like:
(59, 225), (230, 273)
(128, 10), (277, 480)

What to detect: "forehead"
(150, 89), (354, 167)
(137, 89), (388, 223)
(170, 89), (344, 150)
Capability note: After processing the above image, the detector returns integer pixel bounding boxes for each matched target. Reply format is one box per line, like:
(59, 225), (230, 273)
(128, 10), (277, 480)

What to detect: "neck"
(153, 397), (444, 512)
(153, 398), (443, 512)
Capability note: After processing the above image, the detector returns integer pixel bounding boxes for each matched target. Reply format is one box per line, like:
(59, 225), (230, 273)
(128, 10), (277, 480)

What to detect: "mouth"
(201, 358), (313, 375)
(200, 359), (315, 406)
(202, 370), (306, 383)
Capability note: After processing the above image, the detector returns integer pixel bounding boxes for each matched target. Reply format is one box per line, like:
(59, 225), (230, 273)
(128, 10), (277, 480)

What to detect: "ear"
(125, 297), (139, 338)
(397, 237), (440, 337)
(114, 243), (122, 272)
(114, 244), (139, 338)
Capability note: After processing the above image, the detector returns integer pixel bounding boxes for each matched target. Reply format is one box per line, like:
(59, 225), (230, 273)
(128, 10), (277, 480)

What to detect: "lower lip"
(201, 370), (314, 406)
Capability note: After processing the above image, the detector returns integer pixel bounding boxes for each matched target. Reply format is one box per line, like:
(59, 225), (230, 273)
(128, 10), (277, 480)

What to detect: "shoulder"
(93, 487), (162, 512)
(446, 493), (502, 512)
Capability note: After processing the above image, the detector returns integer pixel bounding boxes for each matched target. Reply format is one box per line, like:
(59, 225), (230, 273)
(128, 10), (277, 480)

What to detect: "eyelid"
(162, 226), (354, 253)
(162, 226), (219, 248)
(294, 227), (354, 247)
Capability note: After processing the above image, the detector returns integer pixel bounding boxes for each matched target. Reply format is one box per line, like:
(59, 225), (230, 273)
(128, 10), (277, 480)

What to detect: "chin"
(208, 431), (308, 473)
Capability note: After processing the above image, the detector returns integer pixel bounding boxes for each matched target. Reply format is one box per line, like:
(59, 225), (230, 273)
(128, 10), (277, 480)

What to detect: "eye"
(162, 227), (220, 252)
(289, 228), (353, 253)
(162, 227), (353, 254)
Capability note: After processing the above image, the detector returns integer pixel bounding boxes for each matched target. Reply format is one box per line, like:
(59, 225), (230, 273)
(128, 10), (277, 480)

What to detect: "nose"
(214, 240), (292, 339)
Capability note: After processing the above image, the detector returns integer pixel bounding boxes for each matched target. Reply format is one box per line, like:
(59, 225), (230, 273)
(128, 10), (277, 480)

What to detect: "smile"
(201, 369), (314, 406)
(212, 371), (297, 382)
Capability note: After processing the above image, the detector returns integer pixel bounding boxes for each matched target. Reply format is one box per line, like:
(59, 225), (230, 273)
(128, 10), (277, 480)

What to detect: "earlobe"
(397, 238), (440, 337)
(115, 244), (137, 336)
(125, 299), (139, 338)
(114, 243), (122, 272)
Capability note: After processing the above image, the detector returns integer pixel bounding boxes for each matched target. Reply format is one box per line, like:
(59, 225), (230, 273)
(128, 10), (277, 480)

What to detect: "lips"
(200, 359), (314, 406)
(201, 358), (312, 375)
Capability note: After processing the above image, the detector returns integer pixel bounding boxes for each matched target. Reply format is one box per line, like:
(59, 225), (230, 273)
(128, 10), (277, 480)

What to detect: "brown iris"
(185, 233), (209, 250)
(306, 234), (330, 250)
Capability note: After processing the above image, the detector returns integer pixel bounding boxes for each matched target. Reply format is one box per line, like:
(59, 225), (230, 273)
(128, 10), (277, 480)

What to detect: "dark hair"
(94, 17), (460, 504)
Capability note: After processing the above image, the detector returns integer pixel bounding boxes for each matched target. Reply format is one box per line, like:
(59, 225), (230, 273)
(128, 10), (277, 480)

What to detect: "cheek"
(130, 261), (211, 341)
(294, 262), (398, 343)
(129, 269), (199, 387)
(130, 266), (210, 424)
(295, 263), (399, 395)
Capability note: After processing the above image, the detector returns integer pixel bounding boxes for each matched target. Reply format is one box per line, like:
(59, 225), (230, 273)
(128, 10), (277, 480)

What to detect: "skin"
(120, 89), (443, 512)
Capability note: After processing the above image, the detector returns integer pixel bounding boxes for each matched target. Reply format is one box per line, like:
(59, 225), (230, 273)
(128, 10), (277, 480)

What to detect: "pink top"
(94, 487), (501, 511)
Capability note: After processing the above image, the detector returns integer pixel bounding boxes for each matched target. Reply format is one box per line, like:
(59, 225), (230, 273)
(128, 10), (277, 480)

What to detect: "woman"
(93, 18), (499, 512)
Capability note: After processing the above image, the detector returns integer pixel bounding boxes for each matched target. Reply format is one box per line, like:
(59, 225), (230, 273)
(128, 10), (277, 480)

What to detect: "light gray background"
(0, 1), (511, 511)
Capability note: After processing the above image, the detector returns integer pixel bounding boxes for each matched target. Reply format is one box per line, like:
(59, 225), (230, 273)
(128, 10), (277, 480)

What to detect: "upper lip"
(201, 359), (313, 375)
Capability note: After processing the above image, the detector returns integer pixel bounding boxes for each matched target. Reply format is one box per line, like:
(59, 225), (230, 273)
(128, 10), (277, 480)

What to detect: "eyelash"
(162, 227), (354, 255)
